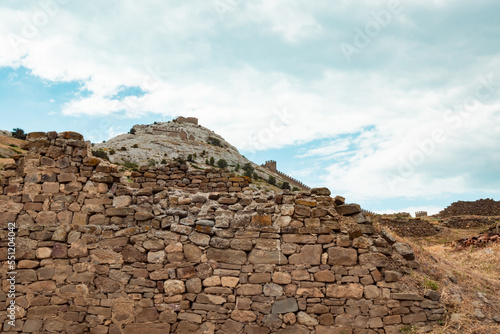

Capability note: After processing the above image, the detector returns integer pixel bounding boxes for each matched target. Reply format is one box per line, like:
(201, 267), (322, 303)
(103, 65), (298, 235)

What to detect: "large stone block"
(272, 298), (298, 314)
(289, 244), (322, 265)
(207, 248), (247, 265)
(326, 283), (364, 299)
(358, 253), (388, 267)
(327, 247), (358, 266)
(249, 249), (288, 264)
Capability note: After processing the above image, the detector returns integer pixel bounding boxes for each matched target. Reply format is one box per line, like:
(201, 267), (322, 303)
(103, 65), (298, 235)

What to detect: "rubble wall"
(0, 132), (445, 333)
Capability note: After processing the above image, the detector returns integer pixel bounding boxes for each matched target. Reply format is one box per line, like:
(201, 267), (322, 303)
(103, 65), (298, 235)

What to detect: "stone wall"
(439, 199), (500, 217)
(0, 132), (445, 333)
(261, 160), (310, 191)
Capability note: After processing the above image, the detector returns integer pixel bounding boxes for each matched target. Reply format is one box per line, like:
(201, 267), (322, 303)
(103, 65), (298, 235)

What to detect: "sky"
(1, 0), (500, 215)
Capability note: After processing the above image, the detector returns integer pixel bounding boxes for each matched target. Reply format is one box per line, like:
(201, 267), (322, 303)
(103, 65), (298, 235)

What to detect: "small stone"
(36, 247), (52, 259)
(164, 280), (185, 296)
(297, 311), (318, 326)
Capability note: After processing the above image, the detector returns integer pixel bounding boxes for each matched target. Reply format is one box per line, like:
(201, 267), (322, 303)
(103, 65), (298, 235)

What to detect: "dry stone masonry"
(0, 132), (445, 333)
(439, 198), (500, 217)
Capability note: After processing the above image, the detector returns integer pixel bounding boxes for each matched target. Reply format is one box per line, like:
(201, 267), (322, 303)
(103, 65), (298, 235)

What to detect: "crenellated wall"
(0, 132), (445, 334)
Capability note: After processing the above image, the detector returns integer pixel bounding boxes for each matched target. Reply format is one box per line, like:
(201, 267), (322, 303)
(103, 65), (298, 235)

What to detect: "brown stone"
(249, 249), (288, 264)
(289, 244), (322, 265)
(327, 247), (358, 266)
(207, 248), (247, 265)
(358, 253), (388, 267)
(314, 270), (336, 282)
(326, 283), (364, 299)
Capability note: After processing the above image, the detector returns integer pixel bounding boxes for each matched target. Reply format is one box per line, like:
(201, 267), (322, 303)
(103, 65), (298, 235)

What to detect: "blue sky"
(1, 0), (500, 215)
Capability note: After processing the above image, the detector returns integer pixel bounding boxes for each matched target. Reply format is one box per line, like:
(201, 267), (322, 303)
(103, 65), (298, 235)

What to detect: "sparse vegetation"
(161, 159), (167, 164)
(422, 276), (439, 291)
(11, 128), (26, 140)
(292, 186), (300, 191)
(148, 159), (156, 166)
(91, 149), (109, 161)
(207, 136), (222, 147)
(187, 154), (194, 162)
(129, 128), (136, 135)
(109, 149), (116, 155)
(174, 156), (186, 164)
(268, 175), (276, 185)
(122, 161), (138, 171)
(209, 157), (215, 166)
(234, 163), (240, 172)
(120, 147), (127, 151)
(281, 181), (290, 190)
(132, 144), (139, 148)
(242, 163), (254, 178)
(217, 159), (228, 169)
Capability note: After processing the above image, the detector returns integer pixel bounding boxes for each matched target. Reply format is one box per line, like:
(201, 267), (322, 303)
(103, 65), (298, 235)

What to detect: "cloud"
(1, 0), (500, 211)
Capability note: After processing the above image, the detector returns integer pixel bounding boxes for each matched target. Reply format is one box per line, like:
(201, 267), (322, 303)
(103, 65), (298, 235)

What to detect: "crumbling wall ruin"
(0, 132), (445, 333)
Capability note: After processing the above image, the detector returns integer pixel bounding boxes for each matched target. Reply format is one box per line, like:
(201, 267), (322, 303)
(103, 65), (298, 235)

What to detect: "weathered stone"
(289, 244), (322, 265)
(207, 248), (247, 265)
(147, 250), (166, 263)
(263, 283), (283, 297)
(297, 311), (319, 326)
(164, 280), (185, 296)
(231, 310), (257, 323)
(249, 249), (288, 264)
(326, 283), (364, 299)
(358, 253), (388, 267)
(311, 187), (331, 196)
(189, 231), (211, 246)
(393, 242), (415, 260)
(183, 244), (202, 263)
(272, 298), (298, 314)
(327, 247), (358, 266)
(273, 272), (292, 285)
(314, 270), (336, 282)
(336, 204), (361, 215)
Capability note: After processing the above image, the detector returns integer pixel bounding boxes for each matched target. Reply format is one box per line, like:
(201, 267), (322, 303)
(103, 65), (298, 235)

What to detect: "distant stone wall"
(415, 211), (427, 218)
(0, 132), (446, 333)
(261, 160), (310, 191)
(174, 117), (199, 126)
(439, 199), (500, 217)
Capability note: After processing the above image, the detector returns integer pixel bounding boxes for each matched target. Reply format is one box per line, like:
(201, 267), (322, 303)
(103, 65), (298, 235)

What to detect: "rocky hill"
(95, 117), (308, 191)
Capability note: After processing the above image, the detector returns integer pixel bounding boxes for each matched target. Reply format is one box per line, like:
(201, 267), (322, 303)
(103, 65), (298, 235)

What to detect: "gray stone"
(272, 298), (298, 314)
(394, 242), (415, 260)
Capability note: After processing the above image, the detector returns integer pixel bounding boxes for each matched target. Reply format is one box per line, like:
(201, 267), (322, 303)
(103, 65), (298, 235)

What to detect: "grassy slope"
(372, 216), (500, 333)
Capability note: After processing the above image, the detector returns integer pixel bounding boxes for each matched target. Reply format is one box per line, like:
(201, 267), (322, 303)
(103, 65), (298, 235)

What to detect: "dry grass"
(395, 227), (500, 334)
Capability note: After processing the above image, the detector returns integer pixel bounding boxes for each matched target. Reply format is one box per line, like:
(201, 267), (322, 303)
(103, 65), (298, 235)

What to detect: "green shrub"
(11, 128), (26, 140)
(207, 136), (222, 147)
(217, 159), (228, 169)
(132, 144), (139, 148)
(175, 156), (186, 164)
(161, 159), (167, 164)
(292, 186), (300, 191)
(281, 181), (290, 190)
(205, 159), (209, 165)
(423, 277), (439, 291)
(234, 163), (240, 172)
(209, 157), (215, 166)
(268, 175), (276, 185)
(187, 154), (194, 162)
(120, 147), (127, 151)
(242, 163), (254, 178)
(123, 161), (138, 171)
(92, 149), (109, 161)
(148, 159), (156, 167)
(109, 149), (116, 155)
(129, 128), (136, 135)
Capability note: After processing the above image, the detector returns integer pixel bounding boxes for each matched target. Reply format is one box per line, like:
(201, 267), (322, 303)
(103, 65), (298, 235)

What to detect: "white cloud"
(0, 0), (500, 208)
